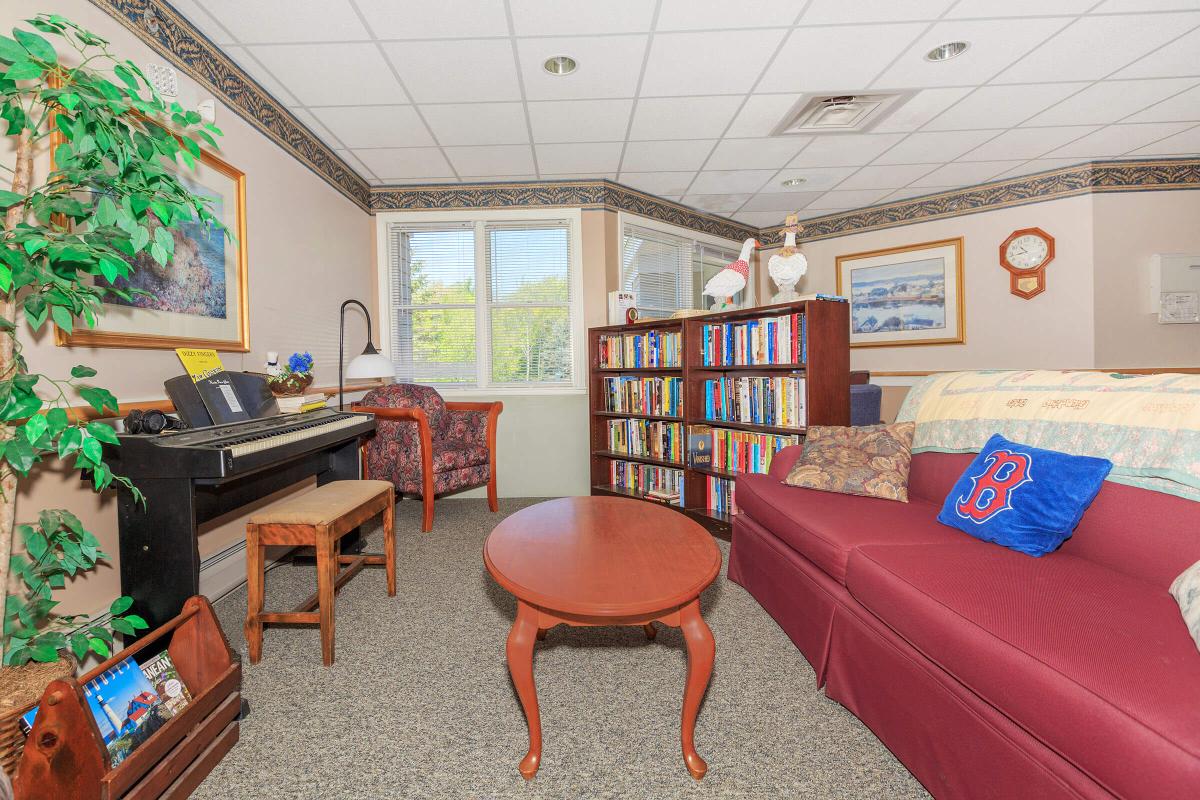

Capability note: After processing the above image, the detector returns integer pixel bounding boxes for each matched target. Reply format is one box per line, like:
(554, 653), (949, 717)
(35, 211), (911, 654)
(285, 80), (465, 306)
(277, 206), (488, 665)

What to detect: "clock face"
(1004, 233), (1049, 270)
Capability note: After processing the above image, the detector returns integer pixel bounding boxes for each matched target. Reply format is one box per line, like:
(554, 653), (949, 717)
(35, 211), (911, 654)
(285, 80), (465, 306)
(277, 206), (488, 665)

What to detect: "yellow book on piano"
(175, 348), (224, 383)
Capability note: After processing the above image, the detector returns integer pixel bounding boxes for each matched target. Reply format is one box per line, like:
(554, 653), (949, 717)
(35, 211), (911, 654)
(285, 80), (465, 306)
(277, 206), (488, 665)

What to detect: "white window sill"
(433, 386), (587, 398)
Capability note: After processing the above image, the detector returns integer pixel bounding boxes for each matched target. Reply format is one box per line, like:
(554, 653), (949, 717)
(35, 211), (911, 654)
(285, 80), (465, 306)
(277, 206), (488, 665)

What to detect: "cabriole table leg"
(506, 599), (542, 779)
(679, 598), (714, 780)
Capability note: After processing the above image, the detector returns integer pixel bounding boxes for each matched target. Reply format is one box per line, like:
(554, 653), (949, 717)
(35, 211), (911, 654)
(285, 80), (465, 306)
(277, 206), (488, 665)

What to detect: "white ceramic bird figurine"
(768, 215), (807, 302)
(703, 237), (758, 310)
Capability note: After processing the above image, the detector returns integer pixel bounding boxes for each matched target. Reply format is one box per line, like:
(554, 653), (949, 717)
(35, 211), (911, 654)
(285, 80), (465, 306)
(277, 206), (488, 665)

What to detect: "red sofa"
(728, 447), (1200, 800)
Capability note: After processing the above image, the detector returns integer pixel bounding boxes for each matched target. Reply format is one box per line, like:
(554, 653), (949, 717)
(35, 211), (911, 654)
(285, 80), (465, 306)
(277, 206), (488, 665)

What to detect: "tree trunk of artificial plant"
(0, 128), (33, 662)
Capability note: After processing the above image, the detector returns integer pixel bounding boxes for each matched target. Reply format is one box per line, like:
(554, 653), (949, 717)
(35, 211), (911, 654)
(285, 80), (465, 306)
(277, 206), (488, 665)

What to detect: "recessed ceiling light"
(924, 41), (969, 62)
(543, 55), (578, 76)
(780, 177), (807, 188)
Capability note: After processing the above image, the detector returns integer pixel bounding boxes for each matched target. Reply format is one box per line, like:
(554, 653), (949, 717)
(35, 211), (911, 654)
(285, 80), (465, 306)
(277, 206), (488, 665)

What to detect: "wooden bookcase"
(588, 299), (849, 537)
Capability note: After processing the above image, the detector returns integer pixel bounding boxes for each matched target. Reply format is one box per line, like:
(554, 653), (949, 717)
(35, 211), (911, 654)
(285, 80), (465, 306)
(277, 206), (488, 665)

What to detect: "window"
(384, 213), (581, 391)
(621, 218), (746, 319)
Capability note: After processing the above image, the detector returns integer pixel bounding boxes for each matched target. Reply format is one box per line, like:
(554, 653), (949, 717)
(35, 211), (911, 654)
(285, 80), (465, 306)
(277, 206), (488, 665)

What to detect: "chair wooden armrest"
(352, 404), (435, 529)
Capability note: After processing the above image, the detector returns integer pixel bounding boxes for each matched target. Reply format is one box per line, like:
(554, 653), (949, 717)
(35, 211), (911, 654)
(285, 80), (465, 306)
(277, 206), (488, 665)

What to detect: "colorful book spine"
(605, 418), (684, 463)
(702, 376), (806, 428)
(598, 330), (681, 368)
(705, 428), (802, 474)
(705, 476), (738, 515)
(601, 376), (682, 417)
(700, 313), (804, 366)
(609, 459), (685, 506)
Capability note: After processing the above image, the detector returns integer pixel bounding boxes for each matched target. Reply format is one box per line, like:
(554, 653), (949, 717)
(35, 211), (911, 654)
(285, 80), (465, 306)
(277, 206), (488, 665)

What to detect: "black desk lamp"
(338, 299), (395, 410)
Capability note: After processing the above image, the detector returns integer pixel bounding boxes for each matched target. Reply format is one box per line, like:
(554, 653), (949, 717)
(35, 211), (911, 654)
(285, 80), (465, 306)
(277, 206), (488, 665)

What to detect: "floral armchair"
(354, 384), (502, 532)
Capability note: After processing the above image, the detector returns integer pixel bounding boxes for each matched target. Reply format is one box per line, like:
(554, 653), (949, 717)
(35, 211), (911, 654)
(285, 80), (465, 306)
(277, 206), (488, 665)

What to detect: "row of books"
(690, 425), (801, 475)
(600, 376), (682, 417)
(20, 650), (192, 767)
(277, 392), (328, 414)
(609, 459), (685, 507)
(598, 330), (681, 369)
(700, 313), (806, 366)
(706, 476), (737, 515)
(703, 376), (806, 428)
(605, 418), (684, 464)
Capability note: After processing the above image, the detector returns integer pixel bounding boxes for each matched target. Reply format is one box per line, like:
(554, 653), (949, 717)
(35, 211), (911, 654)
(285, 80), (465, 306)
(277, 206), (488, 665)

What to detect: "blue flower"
(287, 352), (313, 374)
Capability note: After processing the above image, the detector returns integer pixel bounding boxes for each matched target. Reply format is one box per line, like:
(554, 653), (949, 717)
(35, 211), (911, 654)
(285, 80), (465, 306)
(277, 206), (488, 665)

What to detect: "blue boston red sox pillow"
(936, 434), (1113, 557)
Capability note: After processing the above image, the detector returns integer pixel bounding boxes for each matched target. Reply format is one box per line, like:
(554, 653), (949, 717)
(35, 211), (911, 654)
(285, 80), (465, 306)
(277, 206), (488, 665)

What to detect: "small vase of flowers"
(268, 352), (315, 397)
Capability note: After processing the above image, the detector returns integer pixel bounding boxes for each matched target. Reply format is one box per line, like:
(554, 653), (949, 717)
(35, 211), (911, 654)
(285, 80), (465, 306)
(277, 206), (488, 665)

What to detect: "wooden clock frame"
(999, 227), (1055, 300)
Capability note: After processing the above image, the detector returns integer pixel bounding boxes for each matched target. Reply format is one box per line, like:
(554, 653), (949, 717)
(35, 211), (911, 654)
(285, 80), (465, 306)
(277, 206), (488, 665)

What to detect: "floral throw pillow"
(1170, 559), (1200, 653)
(783, 422), (916, 503)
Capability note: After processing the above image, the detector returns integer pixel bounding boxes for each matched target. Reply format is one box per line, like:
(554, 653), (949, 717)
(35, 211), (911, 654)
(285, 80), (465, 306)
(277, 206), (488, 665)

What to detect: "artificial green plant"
(0, 14), (224, 665)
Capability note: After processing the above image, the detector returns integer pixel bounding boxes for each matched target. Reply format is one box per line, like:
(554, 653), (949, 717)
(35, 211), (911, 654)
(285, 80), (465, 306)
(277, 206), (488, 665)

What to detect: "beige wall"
(3, 0), (373, 614)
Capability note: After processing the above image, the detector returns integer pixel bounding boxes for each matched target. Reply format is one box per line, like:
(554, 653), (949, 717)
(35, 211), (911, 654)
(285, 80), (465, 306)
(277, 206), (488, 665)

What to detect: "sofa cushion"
(736, 473), (961, 584)
(846, 541), (1200, 797)
(783, 422), (915, 502)
(1170, 559), (1200, 653)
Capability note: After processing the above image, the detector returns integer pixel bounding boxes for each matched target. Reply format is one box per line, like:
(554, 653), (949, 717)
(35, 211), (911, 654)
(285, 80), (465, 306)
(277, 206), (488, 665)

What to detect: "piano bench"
(244, 479), (396, 666)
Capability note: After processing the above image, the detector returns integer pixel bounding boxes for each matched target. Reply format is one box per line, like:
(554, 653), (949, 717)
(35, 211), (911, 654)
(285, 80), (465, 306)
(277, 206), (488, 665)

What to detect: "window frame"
(375, 208), (586, 396)
(617, 212), (753, 317)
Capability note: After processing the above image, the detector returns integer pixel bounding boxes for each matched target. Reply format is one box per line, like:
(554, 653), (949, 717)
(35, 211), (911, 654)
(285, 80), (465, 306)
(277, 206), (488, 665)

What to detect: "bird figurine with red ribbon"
(703, 237), (758, 311)
(768, 214), (807, 302)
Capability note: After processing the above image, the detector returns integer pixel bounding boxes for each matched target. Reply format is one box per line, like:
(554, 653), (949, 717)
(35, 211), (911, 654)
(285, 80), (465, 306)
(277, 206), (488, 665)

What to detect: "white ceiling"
(171, 0), (1200, 227)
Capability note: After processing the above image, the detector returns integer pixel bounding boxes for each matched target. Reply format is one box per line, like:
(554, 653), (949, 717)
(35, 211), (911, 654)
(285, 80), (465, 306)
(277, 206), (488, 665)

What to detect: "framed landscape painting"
(55, 145), (249, 351)
(835, 238), (964, 348)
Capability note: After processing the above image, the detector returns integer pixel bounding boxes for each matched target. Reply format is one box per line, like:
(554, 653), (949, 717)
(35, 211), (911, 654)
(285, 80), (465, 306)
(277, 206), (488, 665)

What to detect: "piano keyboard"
(223, 414), (366, 458)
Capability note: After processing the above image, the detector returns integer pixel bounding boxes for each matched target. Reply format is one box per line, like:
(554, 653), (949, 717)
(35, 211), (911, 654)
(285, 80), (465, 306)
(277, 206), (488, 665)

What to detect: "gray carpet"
(194, 498), (929, 800)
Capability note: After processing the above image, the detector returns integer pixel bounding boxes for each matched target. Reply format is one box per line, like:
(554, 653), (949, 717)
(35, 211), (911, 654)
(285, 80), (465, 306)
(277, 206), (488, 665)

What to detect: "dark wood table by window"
(484, 496), (722, 780)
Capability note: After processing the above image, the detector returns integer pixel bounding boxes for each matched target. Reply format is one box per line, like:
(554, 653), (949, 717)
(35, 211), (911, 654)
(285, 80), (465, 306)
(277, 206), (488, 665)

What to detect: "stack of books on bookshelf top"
(598, 329), (681, 369)
(701, 311), (805, 366)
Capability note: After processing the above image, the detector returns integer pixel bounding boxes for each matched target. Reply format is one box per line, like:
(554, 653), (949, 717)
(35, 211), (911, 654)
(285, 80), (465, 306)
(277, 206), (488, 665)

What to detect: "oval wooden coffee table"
(484, 496), (722, 780)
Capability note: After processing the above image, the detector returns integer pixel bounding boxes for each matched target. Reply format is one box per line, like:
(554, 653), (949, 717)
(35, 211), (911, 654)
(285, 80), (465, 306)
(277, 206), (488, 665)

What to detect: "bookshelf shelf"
(587, 299), (848, 539)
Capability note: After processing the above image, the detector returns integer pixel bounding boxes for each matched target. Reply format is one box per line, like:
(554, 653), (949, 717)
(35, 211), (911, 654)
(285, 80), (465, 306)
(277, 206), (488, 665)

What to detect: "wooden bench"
(244, 480), (396, 666)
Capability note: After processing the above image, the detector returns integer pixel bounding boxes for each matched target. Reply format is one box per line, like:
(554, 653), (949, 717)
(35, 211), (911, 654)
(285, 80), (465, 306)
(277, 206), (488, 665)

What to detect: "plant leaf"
(14, 29), (57, 64)
(109, 595), (132, 615)
(70, 364), (97, 378)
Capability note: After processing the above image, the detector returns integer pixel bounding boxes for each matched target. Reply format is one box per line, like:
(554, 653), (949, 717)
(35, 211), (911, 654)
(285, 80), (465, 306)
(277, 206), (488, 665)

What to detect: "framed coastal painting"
(835, 238), (964, 348)
(54, 144), (249, 351)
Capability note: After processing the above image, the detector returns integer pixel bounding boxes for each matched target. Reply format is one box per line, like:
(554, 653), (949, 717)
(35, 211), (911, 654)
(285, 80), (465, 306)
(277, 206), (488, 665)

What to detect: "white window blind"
(621, 222), (744, 318)
(387, 217), (578, 390)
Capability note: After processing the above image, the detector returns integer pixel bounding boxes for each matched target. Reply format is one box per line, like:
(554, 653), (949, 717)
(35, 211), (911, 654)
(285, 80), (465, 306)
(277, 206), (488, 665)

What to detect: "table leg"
(679, 599), (714, 780)
(506, 600), (542, 779)
(643, 623), (657, 640)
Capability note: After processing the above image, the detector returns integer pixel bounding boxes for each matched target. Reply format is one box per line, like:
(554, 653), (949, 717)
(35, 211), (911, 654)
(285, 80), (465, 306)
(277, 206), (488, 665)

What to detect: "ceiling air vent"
(773, 92), (913, 135)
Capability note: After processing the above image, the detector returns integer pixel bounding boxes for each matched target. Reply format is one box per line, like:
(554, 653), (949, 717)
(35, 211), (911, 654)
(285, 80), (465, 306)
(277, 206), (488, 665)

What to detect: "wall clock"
(999, 227), (1054, 299)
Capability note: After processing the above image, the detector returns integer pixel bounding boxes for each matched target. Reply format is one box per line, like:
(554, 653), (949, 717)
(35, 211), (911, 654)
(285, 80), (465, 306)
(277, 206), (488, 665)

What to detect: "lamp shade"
(346, 351), (395, 379)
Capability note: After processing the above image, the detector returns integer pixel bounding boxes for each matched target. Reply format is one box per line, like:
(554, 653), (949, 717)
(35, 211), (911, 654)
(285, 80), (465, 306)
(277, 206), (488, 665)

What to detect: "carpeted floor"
(193, 498), (929, 800)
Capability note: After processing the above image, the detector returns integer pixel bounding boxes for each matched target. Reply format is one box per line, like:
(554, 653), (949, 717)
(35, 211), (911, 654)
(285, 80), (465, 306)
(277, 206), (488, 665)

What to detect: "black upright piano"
(105, 408), (376, 638)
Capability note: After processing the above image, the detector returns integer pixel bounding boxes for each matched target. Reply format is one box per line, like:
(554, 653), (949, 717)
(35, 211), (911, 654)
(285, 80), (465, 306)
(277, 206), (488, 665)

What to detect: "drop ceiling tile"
(1114, 27), (1200, 80)
(1125, 84), (1200, 123)
(528, 100), (634, 143)
(381, 177), (459, 185)
(509, 0), (654, 35)
(445, 145), (536, 176)
(312, 105), (434, 148)
(960, 126), (1098, 161)
(368, 178), (384, 186)
(759, 24), (925, 94)
(801, 0), (953, 23)
(947, 0), (1095, 15)
(996, 13), (1200, 84)
(1045, 122), (1196, 158)
(541, 172), (617, 180)
(355, 0), (510, 38)
(169, 0), (237, 44)
(725, 94), (801, 138)
(688, 170), (778, 194)
(657, 0), (801, 31)
(642, 30), (785, 96)
(681, 194), (754, 213)
(518, 36), (647, 100)
(334, 149), (376, 179)
(873, 88), (973, 133)
(1028, 78), (1198, 126)
(617, 171), (698, 196)
(739, 191), (825, 212)
(223, 46), (301, 106)
(706, 138), (810, 170)
(788, 134), (906, 167)
(883, 185), (958, 202)
(733, 211), (793, 228)
(1129, 124), (1200, 155)
(1093, 0), (1200, 11)
(621, 140), (717, 172)
(355, 147), (455, 180)
(874, 17), (1074, 89)
(924, 83), (1089, 131)
(876, 130), (1004, 164)
(251, 43), (407, 105)
(810, 189), (892, 208)
(421, 103), (529, 146)
(659, 196), (683, 203)
(196, 0), (368, 43)
(909, 160), (1027, 187)
(771, 166), (860, 191)
(836, 164), (940, 190)
(290, 109), (341, 147)
(460, 175), (539, 183)
(629, 96), (744, 141)
(991, 158), (1088, 181)
(536, 142), (624, 173)
(383, 39), (521, 103)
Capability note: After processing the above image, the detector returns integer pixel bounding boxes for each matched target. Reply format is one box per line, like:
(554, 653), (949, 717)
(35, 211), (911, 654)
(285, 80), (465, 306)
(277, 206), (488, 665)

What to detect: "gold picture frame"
(51, 127), (249, 352)
(835, 237), (965, 348)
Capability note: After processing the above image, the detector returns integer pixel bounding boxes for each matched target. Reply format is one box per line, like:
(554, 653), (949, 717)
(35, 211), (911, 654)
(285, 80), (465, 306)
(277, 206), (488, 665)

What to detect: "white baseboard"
(199, 539), (283, 604)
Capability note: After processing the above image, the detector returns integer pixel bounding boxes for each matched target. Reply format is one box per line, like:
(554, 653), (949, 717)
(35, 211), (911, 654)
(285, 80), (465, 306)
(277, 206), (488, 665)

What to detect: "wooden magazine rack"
(14, 595), (241, 800)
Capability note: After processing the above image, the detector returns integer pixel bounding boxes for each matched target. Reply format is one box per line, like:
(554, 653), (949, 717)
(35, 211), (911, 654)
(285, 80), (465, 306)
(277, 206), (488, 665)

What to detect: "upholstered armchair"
(354, 384), (502, 532)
